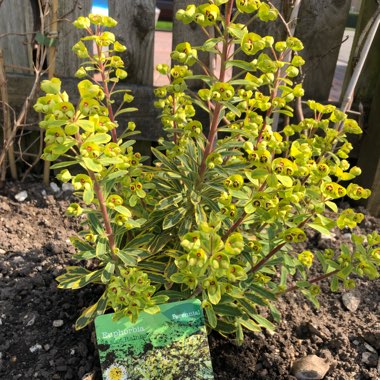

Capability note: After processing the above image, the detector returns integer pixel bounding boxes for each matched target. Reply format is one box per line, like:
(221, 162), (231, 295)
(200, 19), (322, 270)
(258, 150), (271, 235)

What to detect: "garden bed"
(0, 181), (379, 380)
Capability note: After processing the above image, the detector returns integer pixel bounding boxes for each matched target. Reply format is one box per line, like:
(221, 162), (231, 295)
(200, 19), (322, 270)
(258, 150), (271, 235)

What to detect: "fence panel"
(232, 0), (350, 102)
(295, 0), (351, 101)
(0, 0), (34, 73)
(55, 0), (92, 78)
(351, 0), (380, 216)
(357, 79), (380, 216)
(108, 0), (155, 85)
(172, 0), (212, 85)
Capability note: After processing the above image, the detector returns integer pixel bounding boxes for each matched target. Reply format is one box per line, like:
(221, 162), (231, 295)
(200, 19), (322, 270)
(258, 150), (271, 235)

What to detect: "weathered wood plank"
(233, 0), (287, 79)
(341, 0), (380, 104)
(108, 0), (155, 85)
(348, 1), (380, 216)
(55, 0), (92, 78)
(357, 76), (380, 217)
(172, 0), (212, 85)
(233, 0), (349, 101)
(0, 0), (34, 72)
(295, 0), (351, 101)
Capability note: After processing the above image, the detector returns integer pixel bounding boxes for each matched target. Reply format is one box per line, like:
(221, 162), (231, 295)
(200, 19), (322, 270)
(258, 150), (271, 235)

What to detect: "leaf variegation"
(114, 205), (132, 218)
(101, 262), (115, 283)
(57, 266), (103, 289)
(156, 193), (184, 211)
(75, 292), (108, 330)
(205, 303), (217, 328)
(239, 317), (262, 332)
(162, 207), (187, 230)
(85, 133), (112, 144)
(82, 157), (103, 172)
(250, 313), (276, 332)
(117, 250), (138, 266)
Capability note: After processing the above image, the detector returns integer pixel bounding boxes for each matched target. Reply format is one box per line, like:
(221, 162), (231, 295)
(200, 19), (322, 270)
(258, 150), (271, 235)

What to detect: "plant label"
(95, 299), (214, 379)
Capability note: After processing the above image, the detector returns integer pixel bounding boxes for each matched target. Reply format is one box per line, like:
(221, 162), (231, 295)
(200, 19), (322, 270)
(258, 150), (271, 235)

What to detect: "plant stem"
(223, 211), (247, 241)
(199, 102), (222, 179)
(89, 172), (117, 257)
(198, 0), (234, 180)
(172, 94), (178, 144)
(251, 242), (287, 273)
(281, 269), (340, 294)
(74, 134), (117, 259)
(250, 214), (313, 274)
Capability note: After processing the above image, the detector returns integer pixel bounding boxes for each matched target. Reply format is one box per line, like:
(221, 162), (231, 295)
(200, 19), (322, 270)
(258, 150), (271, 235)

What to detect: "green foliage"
(34, 2), (379, 343)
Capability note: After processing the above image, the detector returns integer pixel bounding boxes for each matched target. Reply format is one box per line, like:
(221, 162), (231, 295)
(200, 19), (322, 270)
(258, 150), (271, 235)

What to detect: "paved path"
(154, 31), (172, 87)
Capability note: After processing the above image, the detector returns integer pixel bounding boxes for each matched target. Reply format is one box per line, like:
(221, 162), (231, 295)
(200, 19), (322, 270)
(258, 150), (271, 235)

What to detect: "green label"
(95, 299), (214, 379)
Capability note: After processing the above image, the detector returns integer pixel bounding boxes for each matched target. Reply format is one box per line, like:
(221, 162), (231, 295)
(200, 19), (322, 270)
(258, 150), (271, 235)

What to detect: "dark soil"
(0, 181), (379, 380)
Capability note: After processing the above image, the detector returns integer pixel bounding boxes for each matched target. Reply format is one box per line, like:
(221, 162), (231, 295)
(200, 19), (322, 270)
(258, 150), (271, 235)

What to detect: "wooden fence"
(0, 0), (379, 214)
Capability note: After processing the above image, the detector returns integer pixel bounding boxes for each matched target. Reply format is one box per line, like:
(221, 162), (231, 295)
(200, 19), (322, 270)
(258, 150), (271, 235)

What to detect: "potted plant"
(34, 0), (379, 342)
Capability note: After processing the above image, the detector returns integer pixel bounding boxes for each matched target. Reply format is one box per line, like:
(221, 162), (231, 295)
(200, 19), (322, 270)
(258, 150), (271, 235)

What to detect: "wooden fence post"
(0, 49), (17, 181)
(55, 0), (92, 78)
(43, 0), (59, 185)
(341, 0), (380, 104)
(233, 0), (350, 101)
(294, 0), (351, 101)
(108, 0), (155, 85)
(172, 0), (213, 86)
(357, 76), (380, 217)
(347, 1), (380, 216)
(0, 0), (34, 73)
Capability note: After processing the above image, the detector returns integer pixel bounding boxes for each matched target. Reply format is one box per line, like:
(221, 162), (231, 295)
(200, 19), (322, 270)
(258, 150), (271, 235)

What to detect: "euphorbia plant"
(34, 1), (379, 342)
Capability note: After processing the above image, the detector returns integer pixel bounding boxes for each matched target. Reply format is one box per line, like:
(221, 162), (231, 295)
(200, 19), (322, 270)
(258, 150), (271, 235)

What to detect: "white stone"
(62, 183), (74, 192)
(82, 372), (96, 380)
(0, 248), (5, 254)
(29, 344), (42, 353)
(12, 256), (25, 265)
(15, 191), (28, 202)
(50, 182), (60, 193)
(292, 355), (330, 380)
(342, 292), (361, 312)
(362, 351), (379, 367)
(26, 314), (36, 327)
(364, 342), (377, 353)
(320, 233), (336, 241)
(53, 319), (64, 327)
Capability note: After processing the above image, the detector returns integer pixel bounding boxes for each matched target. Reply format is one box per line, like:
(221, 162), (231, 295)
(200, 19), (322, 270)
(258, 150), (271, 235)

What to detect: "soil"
(0, 181), (379, 380)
